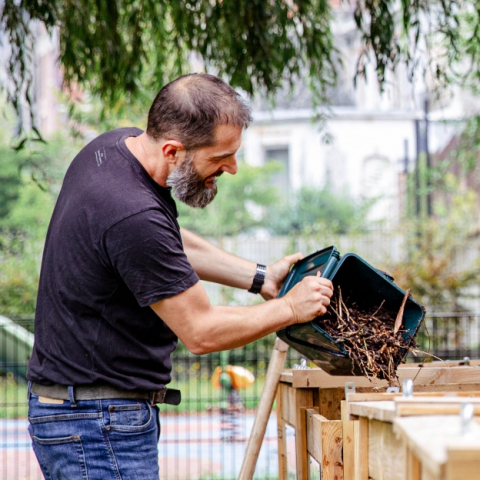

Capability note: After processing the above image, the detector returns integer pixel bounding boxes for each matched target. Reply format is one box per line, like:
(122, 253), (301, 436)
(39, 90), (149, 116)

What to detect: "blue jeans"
(28, 387), (161, 480)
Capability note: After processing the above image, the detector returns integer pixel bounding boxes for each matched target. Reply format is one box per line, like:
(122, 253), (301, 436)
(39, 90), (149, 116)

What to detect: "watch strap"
(248, 264), (267, 294)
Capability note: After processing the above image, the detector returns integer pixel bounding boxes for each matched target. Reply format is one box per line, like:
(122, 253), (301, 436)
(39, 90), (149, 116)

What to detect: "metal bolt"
(402, 379), (413, 398)
(460, 403), (474, 435)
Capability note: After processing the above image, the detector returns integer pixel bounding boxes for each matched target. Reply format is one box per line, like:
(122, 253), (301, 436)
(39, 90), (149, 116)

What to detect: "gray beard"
(166, 153), (218, 208)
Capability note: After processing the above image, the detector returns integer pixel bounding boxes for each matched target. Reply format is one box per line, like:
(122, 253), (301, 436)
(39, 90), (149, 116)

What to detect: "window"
(264, 147), (290, 196)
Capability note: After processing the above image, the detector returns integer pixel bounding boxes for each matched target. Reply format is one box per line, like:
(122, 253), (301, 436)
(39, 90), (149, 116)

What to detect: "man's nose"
(221, 157), (238, 175)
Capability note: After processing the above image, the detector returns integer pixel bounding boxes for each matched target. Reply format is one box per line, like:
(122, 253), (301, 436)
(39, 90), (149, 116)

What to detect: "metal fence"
(1, 313), (480, 480)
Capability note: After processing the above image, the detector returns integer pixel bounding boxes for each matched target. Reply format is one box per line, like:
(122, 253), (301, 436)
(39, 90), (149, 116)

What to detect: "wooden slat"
(355, 417), (369, 480)
(306, 409), (322, 462)
(276, 387), (288, 480)
(295, 390), (315, 480)
(396, 396), (480, 405)
(446, 446), (480, 480)
(349, 401), (396, 423)
(290, 366), (480, 389)
(319, 388), (345, 420)
(347, 390), (480, 403)
(395, 396), (480, 417)
(368, 419), (404, 480)
(394, 415), (480, 478)
(405, 446), (422, 480)
(306, 409), (343, 480)
(341, 401), (355, 480)
(398, 404), (480, 416)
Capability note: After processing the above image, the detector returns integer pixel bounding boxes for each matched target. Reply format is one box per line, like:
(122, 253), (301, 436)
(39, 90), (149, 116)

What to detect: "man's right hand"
(282, 272), (334, 324)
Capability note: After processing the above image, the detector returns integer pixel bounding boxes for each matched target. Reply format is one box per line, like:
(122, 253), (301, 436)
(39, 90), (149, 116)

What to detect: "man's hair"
(147, 73), (252, 150)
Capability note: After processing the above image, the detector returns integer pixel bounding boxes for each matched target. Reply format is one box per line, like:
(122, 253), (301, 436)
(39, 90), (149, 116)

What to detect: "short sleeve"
(101, 209), (199, 307)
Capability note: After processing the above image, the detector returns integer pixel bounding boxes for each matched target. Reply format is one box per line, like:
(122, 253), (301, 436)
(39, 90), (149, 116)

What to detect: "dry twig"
(316, 287), (419, 386)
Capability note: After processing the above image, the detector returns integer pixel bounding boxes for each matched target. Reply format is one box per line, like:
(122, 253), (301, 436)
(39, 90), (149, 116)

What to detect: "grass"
(0, 375), (28, 418)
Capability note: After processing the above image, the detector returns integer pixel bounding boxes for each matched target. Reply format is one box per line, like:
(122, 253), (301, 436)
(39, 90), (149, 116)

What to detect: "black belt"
(31, 382), (181, 406)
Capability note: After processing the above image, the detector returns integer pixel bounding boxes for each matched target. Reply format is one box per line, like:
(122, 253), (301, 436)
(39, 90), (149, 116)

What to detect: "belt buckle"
(149, 389), (167, 406)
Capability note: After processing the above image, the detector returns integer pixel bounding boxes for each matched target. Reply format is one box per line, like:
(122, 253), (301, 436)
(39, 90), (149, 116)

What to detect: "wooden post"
(355, 417), (369, 480)
(405, 446), (421, 480)
(276, 383), (288, 480)
(341, 401), (355, 480)
(238, 338), (289, 480)
(305, 409), (343, 480)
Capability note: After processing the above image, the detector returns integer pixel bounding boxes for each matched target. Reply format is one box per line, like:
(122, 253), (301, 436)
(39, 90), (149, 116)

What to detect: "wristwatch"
(248, 264), (267, 294)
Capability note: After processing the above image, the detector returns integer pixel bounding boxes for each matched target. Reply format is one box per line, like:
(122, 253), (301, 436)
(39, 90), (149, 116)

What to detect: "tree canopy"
(2, 0), (480, 143)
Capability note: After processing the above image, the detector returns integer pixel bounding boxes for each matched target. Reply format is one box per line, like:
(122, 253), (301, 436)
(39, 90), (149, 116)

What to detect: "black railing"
(1, 313), (479, 480)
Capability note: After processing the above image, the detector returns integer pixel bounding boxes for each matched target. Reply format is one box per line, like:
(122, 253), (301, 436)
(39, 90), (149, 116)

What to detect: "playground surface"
(0, 412), (284, 480)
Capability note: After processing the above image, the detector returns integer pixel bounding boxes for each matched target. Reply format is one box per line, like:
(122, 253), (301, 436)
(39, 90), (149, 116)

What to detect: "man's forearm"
(152, 285), (295, 354)
(181, 227), (256, 289)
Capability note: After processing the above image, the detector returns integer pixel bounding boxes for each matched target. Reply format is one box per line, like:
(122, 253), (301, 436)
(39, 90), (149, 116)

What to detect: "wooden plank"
(395, 396), (480, 417)
(319, 388), (345, 420)
(291, 366), (480, 389)
(349, 401), (396, 423)
(445, 446), (480, 480)
(341, 401), (356, 480)
(280, 370), (293, 384)
(394, 415), (480, 478)
(292, 369), (388, 389)
(306, 410), (343, 480)
(405, 446), (421, 480)
(276, 387), (288, 480)
(306, 408), (322, 462)
(355, 416), (369, 480)
(321, 418), (343, 480)
(415, 383), (480, 393)
(397, 404), (480, 417)
(347, 390), (480, 403)
(279, 382), (299, 427)
(403, 359), (480, 368)
(396, 396), (480, 405)
(368, 419), (404, 480)
(295, 390), (315, 480)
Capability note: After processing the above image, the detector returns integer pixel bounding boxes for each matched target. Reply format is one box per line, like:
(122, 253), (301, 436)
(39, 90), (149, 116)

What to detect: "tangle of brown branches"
(318, 287), (417, 386)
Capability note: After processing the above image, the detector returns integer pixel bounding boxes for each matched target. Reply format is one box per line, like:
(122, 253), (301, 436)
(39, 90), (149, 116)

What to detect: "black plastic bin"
(277, 246), (425, 376)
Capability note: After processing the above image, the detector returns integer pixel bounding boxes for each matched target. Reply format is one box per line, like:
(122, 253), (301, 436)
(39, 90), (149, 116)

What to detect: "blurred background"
(1, 0), (480, 478)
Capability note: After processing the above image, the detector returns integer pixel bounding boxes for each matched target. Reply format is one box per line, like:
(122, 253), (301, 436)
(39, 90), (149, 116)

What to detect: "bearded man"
(27, 73), (333, 480)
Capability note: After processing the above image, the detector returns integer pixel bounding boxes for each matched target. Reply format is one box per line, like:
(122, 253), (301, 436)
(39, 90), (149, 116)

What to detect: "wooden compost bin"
(276, 361), (480, 480)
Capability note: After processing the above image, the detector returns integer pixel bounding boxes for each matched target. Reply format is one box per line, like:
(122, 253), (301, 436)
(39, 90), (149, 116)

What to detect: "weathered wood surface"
(283, 366), (480, 389)
(305, 409), (343, 480)
(368, 419), (405, 480)
(341, 401), (356, 480)
(394, 415), (480, 479)
(349, 401), (396, 423)
(347, 390), (480, 403)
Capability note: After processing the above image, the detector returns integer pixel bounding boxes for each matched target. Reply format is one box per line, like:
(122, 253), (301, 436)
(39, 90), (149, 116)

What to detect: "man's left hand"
(261, 252), (303, 300)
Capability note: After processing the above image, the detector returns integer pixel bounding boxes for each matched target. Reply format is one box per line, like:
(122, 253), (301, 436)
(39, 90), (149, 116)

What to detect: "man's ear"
(162, 140), (186, 166)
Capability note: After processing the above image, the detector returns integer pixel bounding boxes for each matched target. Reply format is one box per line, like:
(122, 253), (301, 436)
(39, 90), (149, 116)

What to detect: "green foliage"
(266, 185), (371, 236)
(354, 0), (480, 98)
(1, 0), (337, 141)
(4, 0), (480, 142)
(390, 174), (480, 310)
(0, 151), (22, 220)
(0, 134), (80, 314)
(177, 162), (280, 236)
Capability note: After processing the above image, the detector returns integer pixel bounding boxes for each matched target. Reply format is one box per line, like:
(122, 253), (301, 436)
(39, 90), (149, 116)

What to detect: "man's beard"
(166, 153), (220, 208)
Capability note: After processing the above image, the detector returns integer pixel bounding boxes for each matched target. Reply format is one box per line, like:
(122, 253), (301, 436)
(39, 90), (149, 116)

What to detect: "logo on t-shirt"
(95, 148), (107, 166)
